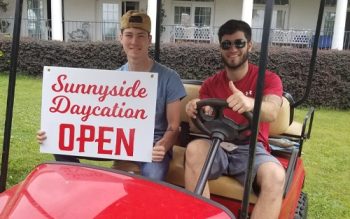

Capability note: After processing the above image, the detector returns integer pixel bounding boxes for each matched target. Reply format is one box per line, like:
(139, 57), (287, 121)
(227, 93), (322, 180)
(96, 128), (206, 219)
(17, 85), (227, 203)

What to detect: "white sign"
(40, 66), (158, 162)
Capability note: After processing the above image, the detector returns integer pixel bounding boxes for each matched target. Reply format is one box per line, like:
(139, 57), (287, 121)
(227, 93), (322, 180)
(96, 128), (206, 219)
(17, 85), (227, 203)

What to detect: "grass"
(0, 73), (113, 187)
(300, 109), (350, 218)
(1, 74), (350, 218)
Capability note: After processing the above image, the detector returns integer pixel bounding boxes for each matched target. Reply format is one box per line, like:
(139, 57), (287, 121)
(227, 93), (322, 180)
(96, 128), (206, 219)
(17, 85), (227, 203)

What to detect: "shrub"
(0, 38), (349, 109)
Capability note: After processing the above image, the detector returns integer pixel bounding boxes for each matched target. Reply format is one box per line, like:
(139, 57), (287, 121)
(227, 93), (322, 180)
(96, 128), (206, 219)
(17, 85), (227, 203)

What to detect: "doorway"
(344, 11), (350, 49)
(122, 1), (140, 15)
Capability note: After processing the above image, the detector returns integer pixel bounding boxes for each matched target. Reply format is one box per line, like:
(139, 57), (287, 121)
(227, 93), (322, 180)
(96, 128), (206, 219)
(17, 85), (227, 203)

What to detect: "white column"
(147, 0), (157, 43)
(331, 0), (348, 50)
(51, 0), (63, 41)
(241, 0), (253, 26)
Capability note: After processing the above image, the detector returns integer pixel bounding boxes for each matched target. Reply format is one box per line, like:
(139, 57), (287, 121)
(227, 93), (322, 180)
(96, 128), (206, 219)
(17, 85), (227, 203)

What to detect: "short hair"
(218, 19), (252, 42)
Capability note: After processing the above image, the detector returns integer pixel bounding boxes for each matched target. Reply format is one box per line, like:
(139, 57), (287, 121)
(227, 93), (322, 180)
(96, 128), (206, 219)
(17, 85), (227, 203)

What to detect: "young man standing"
(37, 11), (186, 181)
(184, 19), (285, 219)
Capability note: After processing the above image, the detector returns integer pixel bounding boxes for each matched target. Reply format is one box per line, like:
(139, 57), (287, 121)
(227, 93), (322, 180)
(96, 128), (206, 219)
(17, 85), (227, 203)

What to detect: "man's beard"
(221, 52), (249, 70)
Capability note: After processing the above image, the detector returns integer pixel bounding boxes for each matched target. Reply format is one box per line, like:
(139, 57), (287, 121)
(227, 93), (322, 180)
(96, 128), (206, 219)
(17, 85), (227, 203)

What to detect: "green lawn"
(0, 74), (349, 218)
(301, 109), (350, 218)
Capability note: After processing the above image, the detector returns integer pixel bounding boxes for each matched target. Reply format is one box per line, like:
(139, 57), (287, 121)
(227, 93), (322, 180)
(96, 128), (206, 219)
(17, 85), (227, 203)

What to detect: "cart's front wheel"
(294, 192), (308, 219)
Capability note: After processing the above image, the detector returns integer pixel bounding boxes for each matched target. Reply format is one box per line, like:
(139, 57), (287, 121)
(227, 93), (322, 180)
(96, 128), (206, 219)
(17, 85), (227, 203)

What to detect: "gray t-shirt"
(118, 61), (186, 143)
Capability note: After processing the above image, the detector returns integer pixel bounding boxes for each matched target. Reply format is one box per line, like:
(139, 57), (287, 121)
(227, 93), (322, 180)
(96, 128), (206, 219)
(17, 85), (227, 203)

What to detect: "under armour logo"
(245, 90), (253, 96)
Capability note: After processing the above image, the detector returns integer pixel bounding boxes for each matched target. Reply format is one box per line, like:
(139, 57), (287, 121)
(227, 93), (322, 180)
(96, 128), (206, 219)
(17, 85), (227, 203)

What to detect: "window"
(322, 1), (350, 35)
(122, 1), (139, 15)
(176, 0), (213, 2)
(174, 6), (191, 25)
(194, 7), (211, 27)
(254, 0), (289, 5)
(173, 1), (213, 42)
(323, 11), (335, 35)
(253, 0), (289, 29)
(102, 3), (118, 41)
(173, 1), (213, 27)
(27, 0), (43, 39)
(252, 8), (286, 29)
(252, 3), (288, 43)
(275, 10), (286, 29)
(325, 0), (350, 7)
(325, 0), (337, 7)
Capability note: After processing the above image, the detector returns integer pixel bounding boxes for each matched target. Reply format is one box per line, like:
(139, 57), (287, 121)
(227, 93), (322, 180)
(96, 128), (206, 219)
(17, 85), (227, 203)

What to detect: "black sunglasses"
(220, 39), (247, 50)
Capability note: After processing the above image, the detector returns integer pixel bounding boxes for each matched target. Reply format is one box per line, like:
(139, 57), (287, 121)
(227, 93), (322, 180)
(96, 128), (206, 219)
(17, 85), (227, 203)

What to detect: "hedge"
(0, 38), (349, 109)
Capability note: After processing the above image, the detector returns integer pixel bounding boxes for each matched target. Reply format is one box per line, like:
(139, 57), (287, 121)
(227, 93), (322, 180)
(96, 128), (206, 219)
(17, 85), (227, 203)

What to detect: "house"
(1, 0), (349, 49)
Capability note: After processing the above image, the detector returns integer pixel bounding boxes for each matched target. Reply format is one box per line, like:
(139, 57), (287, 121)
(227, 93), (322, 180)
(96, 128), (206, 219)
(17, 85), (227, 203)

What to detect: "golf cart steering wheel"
(192, 98), (253, 142)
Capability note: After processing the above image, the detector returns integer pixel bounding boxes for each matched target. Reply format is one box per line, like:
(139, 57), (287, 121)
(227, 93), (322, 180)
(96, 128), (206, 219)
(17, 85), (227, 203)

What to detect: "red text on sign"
(58, 123), (135, 156)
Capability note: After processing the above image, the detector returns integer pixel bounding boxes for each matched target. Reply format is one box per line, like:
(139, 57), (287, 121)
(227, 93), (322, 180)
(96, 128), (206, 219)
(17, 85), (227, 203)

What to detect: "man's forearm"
(156, 126), (180, 151)
(259, 95), (282, 122)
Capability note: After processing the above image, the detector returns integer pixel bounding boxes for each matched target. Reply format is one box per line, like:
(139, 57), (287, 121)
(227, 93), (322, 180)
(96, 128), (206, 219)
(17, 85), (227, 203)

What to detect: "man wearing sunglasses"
(185, 19), (285, 219)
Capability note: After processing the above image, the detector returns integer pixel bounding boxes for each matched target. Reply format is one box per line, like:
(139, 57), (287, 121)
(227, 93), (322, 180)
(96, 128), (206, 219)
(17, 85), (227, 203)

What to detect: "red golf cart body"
(0, 162), (234, 218)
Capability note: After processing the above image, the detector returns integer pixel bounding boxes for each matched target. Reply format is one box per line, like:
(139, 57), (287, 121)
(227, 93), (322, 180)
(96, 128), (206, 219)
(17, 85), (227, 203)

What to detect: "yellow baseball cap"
(121, 10), (151, 33)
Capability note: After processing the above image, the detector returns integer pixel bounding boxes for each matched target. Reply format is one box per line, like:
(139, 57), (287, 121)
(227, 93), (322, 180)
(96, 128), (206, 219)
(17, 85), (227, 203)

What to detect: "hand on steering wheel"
(192, 98), (252, 142)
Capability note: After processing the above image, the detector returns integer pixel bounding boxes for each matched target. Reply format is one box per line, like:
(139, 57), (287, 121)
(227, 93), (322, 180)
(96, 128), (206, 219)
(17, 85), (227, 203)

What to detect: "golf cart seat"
(269, 92), (314, 150)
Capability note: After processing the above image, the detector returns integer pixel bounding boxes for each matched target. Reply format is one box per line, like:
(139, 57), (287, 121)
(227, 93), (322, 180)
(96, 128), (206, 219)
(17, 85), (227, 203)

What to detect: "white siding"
(213, 0), (242, 27)
(289, 0), (319, 30)
(64, 0), (97, 21)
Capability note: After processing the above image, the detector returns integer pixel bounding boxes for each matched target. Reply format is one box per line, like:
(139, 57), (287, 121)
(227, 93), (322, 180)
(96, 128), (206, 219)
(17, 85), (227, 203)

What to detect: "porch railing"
(171, 25), (213, 43)
(64, 20), (120, 42)
(252, 28), (338, 49)
(0, 18), (120, 42)
(0, 17), (51, 40)
(1, 17), (349, 50)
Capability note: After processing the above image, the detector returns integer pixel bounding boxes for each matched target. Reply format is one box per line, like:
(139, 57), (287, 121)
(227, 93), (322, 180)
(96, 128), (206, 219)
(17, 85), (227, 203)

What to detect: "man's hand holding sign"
(38, 11), (186, 181)
(40, 66), (158, 162)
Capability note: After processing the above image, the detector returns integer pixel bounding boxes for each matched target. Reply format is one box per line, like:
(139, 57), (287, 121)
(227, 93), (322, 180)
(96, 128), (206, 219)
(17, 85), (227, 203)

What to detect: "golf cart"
(0, 0), (319, 218)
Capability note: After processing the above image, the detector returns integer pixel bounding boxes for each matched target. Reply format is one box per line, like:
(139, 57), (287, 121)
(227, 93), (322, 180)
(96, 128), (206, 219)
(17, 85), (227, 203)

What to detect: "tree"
(0, 0), (9, 33)
(160, 2), (166, 34)
(0, 0), (8, 12)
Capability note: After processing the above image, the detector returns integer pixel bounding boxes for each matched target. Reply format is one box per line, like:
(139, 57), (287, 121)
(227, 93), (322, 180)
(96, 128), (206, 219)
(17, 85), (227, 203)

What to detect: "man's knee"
(273, 164), (286, 187)
(185, 139), (210, 165)
(258, 162), (285, 192)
